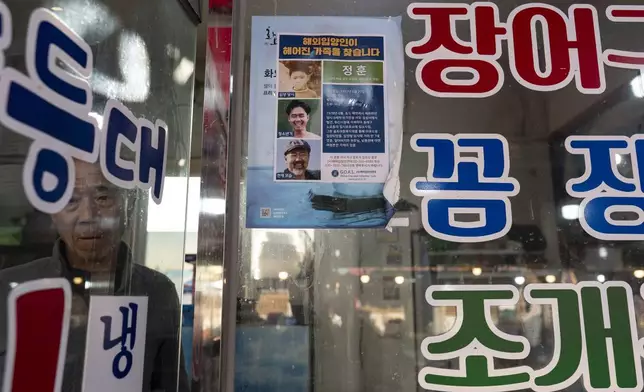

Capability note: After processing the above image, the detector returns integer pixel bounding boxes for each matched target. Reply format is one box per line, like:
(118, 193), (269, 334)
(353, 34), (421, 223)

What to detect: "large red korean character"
(4, 279), (72, 392)
(507, 4), (605, 94)
(604, 6), (644, 70)
(405, 2), (507, 98)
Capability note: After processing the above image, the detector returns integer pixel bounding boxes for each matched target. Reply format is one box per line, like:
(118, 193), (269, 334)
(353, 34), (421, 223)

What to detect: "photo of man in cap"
(282, 140), (321, 180)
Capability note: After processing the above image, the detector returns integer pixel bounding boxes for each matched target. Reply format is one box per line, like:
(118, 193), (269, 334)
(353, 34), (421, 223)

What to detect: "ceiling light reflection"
(201, 198), (226, 216)
(173, 57), (195, 85)
(631, 74), (644, 98)
(561, 204), (579, 220)
(92, 32), (150, 102)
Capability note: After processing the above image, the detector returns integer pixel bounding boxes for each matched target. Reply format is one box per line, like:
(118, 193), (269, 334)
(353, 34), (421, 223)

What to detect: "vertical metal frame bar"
(219, 0), (246, 390)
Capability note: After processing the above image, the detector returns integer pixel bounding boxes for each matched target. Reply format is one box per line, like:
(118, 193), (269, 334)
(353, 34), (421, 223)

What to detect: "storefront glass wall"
(217, 1), (644, 392)
(0, 1), (197, 391)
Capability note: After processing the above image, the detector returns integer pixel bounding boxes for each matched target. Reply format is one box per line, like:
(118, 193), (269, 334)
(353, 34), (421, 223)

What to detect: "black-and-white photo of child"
(278, 61), (321, 98)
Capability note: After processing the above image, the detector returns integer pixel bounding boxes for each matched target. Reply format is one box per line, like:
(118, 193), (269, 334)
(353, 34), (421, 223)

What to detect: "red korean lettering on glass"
(407, 2), (607, 97)
(405, 3), (506, 98)
(2, 279), (71, 392)
(507, 4), (605, 94)
(604, 6), (644, 70)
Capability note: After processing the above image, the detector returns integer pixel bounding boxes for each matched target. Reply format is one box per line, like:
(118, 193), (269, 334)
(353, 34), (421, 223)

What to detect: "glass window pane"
(0, 1), (196, 391)
(226, 1), (644, 392)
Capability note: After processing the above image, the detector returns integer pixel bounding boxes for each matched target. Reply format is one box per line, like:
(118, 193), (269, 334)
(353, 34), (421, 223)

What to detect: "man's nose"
(77, 197), (99, 222)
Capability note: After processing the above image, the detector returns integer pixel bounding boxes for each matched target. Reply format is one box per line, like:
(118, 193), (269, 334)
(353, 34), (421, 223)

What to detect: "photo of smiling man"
(276, 139), (321, 181)
(277, 100), (321, 139)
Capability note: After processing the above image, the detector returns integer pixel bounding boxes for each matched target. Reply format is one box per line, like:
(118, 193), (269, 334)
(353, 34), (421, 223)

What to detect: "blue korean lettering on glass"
(411, 134), (520, 243)
(138, 120), (168, 204)
(566, 137), (635, 194)
(0, 6), (171, 214)
(102, 104), (138, 186)
(100, 100), (168, 203)
(0, 8), (99, 214)
(25, 146), (73, 204)
(34, 20), (90, 105)
(100, 303), (138, 379)
(565, 135), (644, 240)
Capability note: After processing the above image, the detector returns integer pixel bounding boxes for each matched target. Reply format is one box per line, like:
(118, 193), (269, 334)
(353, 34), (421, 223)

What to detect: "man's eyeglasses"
(287, 151), (309, 159)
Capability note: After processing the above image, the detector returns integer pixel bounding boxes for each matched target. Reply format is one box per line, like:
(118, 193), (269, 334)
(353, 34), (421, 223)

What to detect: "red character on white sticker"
(604, 6), (644, 69)
(405, 2), (506, 98)
(2, 279), (71, 392)
(507, 4), (605, 94)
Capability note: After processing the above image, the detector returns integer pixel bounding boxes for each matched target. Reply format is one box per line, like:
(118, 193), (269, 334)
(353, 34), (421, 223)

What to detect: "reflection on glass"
(0, 161), (189, 391)
(0, 0), (197, 391)
(92, 32), (150, 102)
(227, 1), (644, 392)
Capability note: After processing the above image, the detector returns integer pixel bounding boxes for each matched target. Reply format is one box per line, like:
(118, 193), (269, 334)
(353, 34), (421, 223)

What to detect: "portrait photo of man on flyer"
(280, 140), (321, 181)
(282, 100), (321, 139)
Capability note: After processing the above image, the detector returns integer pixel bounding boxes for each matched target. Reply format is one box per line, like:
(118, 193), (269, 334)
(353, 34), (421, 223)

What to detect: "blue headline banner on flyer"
(279, 35), (384, 61)
(246, 16), (404, 229)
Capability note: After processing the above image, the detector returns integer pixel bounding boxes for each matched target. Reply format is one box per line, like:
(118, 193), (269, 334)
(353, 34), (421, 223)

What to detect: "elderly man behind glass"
(0, 160), (189, 392)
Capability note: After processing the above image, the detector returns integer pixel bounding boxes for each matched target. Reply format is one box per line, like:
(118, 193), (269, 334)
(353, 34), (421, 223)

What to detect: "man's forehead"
(72, 162), (117, 189)
(73, 174), (116, 189)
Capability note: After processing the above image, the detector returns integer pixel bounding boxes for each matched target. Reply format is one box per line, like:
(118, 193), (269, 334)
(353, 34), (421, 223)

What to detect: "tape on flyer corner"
(386, 217), (410, 231)
(382, 16), (404, 228)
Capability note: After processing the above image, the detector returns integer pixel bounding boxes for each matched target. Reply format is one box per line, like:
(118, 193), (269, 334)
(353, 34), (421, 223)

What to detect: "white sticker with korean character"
(82, 296), (148, 392)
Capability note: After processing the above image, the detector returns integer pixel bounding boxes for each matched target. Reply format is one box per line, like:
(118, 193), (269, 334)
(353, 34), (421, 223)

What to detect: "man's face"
(290, 71), (309, 90)
(51, 161), (124, 265)
(285, 148), (310, 178)
(288, 107), (309, 132)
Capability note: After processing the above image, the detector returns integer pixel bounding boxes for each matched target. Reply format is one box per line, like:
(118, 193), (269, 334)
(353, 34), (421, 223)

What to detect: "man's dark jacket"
(0, 240), (189, 392)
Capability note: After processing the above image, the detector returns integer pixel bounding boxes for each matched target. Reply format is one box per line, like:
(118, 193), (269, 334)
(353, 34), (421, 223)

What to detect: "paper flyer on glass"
(246, 16), (404, 229)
